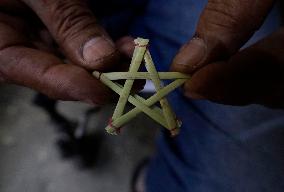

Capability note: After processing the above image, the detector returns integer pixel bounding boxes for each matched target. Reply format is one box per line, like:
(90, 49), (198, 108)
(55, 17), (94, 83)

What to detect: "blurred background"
(0, 84), (158, 192)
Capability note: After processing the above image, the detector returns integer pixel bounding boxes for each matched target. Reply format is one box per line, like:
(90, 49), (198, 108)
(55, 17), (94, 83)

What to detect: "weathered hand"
(171, 0), (284, 108)
(183, 28), (284, 108)
(0, 0), (133, 105)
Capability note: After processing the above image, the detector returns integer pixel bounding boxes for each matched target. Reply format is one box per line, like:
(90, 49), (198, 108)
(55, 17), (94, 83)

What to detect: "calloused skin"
(0, 0), (135, 105)
(171, 0), (284, 108)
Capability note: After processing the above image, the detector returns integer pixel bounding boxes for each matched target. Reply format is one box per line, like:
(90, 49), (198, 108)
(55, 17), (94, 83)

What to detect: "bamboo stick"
(103, 72), (189, 80)
(109, 38), (149, 134)
(92, 38), (191, 136)
(93, 71), (187, 134)
(144, 50), (180, 135)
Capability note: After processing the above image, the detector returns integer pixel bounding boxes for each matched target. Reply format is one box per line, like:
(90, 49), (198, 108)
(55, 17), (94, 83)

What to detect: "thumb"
(172, 0), (275, 74)
(184, 28), (284, 108)
(22, 0), (119, 71)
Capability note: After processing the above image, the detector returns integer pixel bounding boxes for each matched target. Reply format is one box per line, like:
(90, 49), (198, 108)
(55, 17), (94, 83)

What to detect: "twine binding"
(107, 118), (122, 135)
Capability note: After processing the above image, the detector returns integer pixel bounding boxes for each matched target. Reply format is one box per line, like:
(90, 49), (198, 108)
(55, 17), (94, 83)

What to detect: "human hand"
(0, 0), (134, 105)
(171, 0), (284, 107)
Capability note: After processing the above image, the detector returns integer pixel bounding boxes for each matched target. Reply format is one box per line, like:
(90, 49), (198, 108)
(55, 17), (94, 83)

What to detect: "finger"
(21, 0), (120, 71)
(185, 28), (284, 107)
(172, 0), (275, 74)
(116, 36), (135, 58)
(114, 36), (135, 71)
(0, 22), (111, 105)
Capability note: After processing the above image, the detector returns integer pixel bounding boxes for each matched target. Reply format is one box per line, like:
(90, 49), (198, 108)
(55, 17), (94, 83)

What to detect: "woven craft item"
(93, 38), (190, 136)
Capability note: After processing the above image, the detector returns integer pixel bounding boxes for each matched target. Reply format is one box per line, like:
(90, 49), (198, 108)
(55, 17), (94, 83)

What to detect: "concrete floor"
(0, 84), (158, 192)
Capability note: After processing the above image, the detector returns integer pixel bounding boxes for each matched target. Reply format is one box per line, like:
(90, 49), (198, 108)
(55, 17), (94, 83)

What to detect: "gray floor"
(0, 85), (158, 192)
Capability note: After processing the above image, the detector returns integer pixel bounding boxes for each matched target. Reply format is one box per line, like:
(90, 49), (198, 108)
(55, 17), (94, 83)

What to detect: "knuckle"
(0, 22), (27, 83)
(49, 0), (98, 43)
(203, 0), (248, 33)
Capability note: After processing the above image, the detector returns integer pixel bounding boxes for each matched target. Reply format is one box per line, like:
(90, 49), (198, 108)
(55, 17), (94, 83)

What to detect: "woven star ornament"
(93, 38), (190, 136)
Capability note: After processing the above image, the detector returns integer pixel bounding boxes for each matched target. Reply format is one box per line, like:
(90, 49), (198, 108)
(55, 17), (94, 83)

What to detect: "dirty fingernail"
(83, 37), (115, 64)
(173, 38), (207, 72)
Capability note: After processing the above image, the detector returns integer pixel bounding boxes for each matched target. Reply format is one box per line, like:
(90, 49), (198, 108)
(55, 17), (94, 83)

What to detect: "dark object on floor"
(33, 93), (104, 168)
(56, 131), (105, 168)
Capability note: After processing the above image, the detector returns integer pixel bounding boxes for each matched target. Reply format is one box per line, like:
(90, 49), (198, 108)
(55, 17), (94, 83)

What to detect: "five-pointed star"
(93, 38), (190, 136)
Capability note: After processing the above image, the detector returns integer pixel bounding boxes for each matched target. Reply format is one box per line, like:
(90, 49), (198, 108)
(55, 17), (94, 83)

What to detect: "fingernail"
(174, 38), (206, 71)
(83, 37), (115, 64)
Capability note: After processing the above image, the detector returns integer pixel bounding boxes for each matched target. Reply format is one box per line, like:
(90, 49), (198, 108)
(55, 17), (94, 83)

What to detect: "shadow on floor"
(0, 85), (158, 192)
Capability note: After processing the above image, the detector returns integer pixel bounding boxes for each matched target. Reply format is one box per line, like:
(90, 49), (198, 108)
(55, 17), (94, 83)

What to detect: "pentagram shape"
(93, 38), (190, 136)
